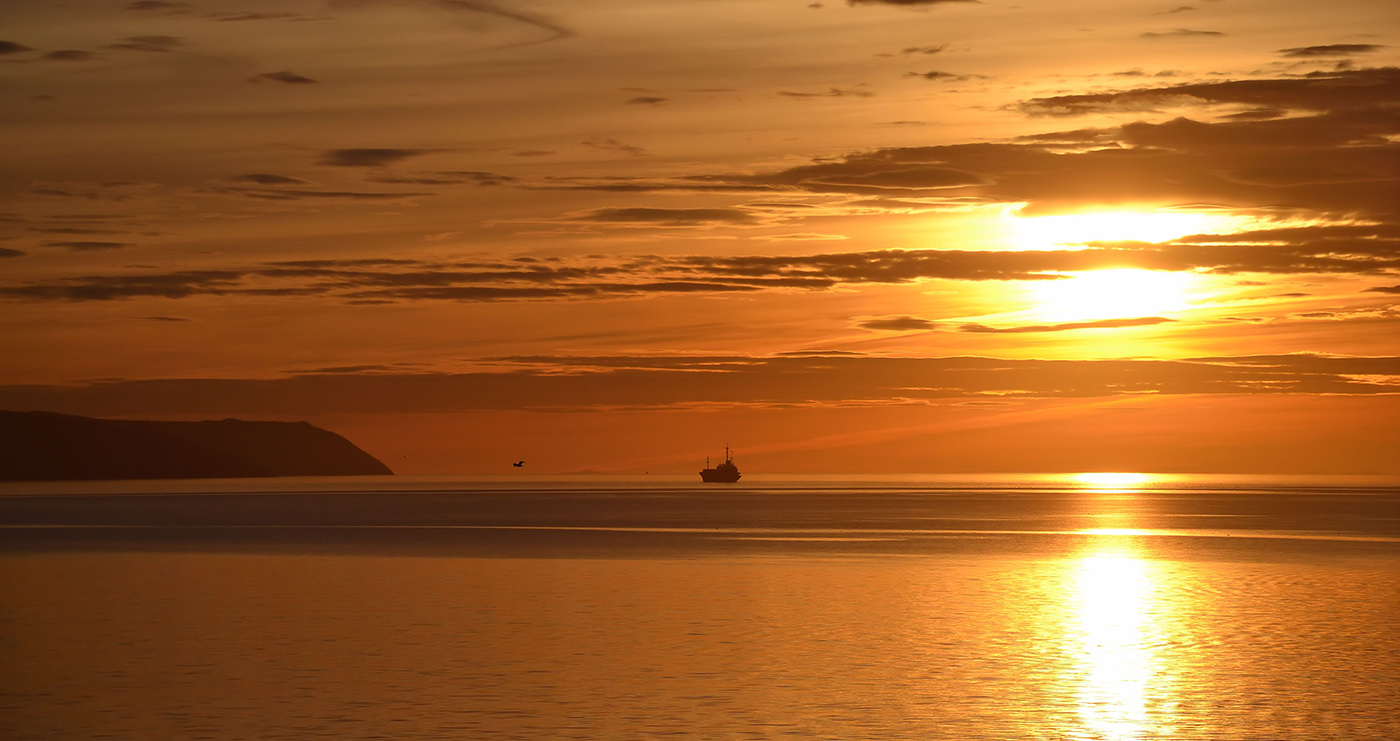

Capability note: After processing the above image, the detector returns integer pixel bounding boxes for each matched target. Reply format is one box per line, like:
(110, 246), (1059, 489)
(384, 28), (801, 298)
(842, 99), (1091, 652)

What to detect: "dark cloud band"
(4, 222), (1397, 303)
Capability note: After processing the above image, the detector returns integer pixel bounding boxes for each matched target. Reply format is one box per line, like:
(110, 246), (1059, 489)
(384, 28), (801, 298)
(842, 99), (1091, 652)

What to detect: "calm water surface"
(1, 474), (1397, 739)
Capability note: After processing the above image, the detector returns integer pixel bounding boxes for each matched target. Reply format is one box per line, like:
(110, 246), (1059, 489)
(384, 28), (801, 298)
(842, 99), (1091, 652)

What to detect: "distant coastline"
(0, 410), (392, 482)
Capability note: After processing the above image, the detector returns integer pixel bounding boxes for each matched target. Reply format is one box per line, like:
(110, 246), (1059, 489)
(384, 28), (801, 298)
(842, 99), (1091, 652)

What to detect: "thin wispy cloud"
(4, 353), (1397, 419)
(779, 87), (876, 99)
(126, 1), (190, 10)
(206, 12), (327, 22)
(581, 139), (649, 156)
(5, 222), (1396, 304)
(318, 148), (428, 167)
(847, 0), (980, 7)
(958, 317), (1176, 333)
(857, 316), (938, 331)
(103, 35), (184, 52)
(1016, 67), (1400, 116)
(1279, 44), (1384, 57)
(1141, 28), (1224, 38)
(436, 0), (573, 44)
(368, 171), (518, 186)
(568, 207), (761, 227)
(213, 186), (431, 201)
(41, 241), (135, 251)
(228, 174), (312, 185)
(29, 227), (129, 235)
(249, 71), (318, 84)
(906, 71), (984, 82)
(43, 50), (98, 61)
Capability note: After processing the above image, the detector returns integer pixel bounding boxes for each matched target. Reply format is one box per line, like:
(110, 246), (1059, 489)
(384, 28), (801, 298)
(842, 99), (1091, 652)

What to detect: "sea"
(1, 473), (1397, 740)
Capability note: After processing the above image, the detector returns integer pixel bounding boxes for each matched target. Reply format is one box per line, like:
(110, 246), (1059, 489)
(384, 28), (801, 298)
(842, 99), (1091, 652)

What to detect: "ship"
(699, 446), (741, 483)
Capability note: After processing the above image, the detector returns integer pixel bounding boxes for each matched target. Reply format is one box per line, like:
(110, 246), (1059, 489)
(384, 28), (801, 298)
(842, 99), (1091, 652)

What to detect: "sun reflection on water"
(1063, 472), (1168, 738)
(1072, 549), (1158, 740)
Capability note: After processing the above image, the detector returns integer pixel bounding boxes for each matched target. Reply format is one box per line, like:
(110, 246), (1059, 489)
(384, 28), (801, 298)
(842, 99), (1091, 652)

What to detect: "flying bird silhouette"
(513, 460), (525, 467)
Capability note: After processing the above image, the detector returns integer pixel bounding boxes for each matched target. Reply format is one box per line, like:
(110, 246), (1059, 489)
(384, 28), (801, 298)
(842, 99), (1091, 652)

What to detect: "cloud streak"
(1280, 44), (1384, 58)
(249, 71), (318, 84)
(958, 317), (1176, 333)
(103, 35), (184, 52)
(858, 316), (938, 331)
(906, 71), (984, 82)
(581, 138), (649, 156)
(847, 0), (979, 6)
(1, 354), (1396, 418)
(436, 0), (572, 44)
(41, 241), (135, 251)
(568, 207), (761, 227)
(1140, 28), (1224, 38)
(318, 148), (428, 167)
(1016, 67), (1400, 116)
(126, 1), (190, 10)
(43, 50), (98, 61)
(779, 87), (876, 99)
(4, 222), (1396, 304)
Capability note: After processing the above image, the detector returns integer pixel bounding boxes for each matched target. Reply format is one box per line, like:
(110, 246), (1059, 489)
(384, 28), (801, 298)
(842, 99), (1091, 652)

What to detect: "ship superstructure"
(699, 446), (741, 483)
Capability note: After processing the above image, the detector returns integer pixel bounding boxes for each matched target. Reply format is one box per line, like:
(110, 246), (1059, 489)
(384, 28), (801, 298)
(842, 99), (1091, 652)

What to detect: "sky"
(2, 0), (1398, 474)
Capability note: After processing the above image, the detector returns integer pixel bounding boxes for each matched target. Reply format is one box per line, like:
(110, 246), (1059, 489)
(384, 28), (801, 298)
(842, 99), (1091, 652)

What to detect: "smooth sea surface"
(1, 474), (1397, 740)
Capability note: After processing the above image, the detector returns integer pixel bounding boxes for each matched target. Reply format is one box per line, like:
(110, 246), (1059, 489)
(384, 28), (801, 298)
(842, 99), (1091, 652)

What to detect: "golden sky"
(2, 0), (1398, 473)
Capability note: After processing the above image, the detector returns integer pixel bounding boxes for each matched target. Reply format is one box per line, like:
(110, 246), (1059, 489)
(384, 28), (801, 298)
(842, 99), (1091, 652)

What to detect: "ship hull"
(699, 468), (741, 483)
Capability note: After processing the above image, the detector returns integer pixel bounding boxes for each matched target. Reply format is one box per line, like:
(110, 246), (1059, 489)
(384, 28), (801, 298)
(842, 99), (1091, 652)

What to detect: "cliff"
(0, 410), (393, 481)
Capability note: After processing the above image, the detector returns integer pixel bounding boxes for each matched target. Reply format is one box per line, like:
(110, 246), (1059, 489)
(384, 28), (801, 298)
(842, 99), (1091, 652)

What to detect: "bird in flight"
(513, 460), (525, 468)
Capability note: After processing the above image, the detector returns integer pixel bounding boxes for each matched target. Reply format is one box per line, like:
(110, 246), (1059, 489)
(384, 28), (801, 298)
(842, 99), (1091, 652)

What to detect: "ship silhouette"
(700, 446), (741, 483)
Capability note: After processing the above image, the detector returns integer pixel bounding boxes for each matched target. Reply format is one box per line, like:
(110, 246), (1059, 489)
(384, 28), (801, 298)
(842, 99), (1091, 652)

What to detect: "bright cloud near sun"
(1005, 208), (1248, 251)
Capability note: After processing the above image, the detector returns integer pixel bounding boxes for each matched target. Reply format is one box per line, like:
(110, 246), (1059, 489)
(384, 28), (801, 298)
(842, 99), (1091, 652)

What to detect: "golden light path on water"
(1068, 473), (1168, 740)
(1072, 549), (1160, 740)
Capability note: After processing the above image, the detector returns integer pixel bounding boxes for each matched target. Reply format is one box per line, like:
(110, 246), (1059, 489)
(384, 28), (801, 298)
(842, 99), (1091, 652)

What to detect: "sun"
(989, 207), (1240, 324)
(1028, 268), (1197, 323)
(1074, 472), (1154, 489)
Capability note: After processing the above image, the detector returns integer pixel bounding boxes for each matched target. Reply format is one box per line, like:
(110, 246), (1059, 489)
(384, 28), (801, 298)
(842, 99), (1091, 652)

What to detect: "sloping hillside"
(0, 410), (392, 481)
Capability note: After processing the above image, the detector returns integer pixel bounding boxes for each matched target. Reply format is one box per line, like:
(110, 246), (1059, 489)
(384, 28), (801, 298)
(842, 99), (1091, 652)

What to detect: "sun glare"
(1006, 208), (1237, 251)
(1075, 472), (1153, 489)
(1028, 269), (1196, 323)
